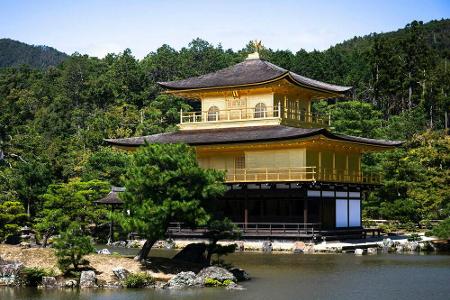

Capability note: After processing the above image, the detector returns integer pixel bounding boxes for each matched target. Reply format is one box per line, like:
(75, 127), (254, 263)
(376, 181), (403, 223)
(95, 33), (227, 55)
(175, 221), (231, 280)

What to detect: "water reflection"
(1, 252), (450, 300)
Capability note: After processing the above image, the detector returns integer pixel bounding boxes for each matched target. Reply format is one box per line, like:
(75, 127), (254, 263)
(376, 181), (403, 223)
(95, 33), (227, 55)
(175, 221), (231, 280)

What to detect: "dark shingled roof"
(158, 59), (352, 94)
(94, 190), (124, 205)
(105, 125), (403, 148)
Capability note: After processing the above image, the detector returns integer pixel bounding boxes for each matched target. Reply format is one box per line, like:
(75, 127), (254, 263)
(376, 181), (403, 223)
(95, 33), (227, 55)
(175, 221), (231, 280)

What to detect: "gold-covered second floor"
(196, 140), (380, 185)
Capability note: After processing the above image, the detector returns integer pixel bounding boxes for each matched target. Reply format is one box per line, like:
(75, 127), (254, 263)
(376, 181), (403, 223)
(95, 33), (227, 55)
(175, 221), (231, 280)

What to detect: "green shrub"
(222, 279), (234, 286)
(407, 233), (422, 241)
(429, 218), (450, 239)
(204, 277), (234, 287)
(204, 278), (223, 287)
(123, 273), (154, 288)
(53, 225), (94, 273)
(20, 267), (53, 287)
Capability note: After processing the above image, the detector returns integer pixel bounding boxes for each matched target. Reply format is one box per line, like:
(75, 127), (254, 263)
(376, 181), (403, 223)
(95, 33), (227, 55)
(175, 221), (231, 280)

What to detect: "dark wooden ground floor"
(211, 182), (369, 231)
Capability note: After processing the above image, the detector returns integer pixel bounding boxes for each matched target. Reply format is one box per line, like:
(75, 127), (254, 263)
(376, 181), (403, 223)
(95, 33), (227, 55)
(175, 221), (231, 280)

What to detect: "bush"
(20, 267), (53, 287)
(123, 273), (154, 288)
(53, 225), (94, 273)
(0, 201), (28, 243)
(429, 218), (450, 239)
(204, 277), (234, 287)
(407, 233), (422, 241)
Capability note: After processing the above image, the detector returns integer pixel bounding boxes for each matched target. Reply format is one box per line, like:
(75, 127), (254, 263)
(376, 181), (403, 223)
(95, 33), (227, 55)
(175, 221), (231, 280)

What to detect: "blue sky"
(1, 0), (449, 59)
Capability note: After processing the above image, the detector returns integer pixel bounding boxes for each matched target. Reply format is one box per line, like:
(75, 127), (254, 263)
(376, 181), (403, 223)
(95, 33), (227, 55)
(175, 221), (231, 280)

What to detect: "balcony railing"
(180, 103), (330, 128)
(221, 167), (382, 184)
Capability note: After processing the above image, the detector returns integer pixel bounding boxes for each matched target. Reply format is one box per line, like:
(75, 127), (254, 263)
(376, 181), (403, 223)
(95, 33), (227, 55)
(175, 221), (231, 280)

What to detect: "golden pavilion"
(107, 48), (401, 238)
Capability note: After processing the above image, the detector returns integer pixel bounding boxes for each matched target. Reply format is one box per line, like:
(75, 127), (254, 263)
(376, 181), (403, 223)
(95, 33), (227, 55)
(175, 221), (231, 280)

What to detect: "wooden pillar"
(244, 188), (248, 229)
(303, 198), (308, 228)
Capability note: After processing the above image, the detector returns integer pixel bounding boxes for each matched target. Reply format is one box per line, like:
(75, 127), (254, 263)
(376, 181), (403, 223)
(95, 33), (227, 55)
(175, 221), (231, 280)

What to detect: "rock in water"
(367, 248), (377, 255)
(262, 241), (272, 253)
(229, 268), (250, 281)
(80, 271), (97, 288)
(41, 276), (57, 288)
(172, 243), (208, 265)
(97, 248), (111, 255)
(112, 267), (130, 281)
(166, 271), (196, 288)
(292, 241), (306, 254)
(354, 248), (364, 255)
(64, 279), (78, 288)
(226, 282), (246, 290)
(195, 266), (236, 285)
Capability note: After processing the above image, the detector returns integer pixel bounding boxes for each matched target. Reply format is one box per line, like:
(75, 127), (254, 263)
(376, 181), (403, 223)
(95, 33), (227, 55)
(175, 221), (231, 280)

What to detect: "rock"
(226, 282), (246, 290)
(0, 258), (23, 286)
(262, 241), (272, 253)
(303, 243), (315, 254)
(172, 243), (208, 265)
(367, 248), (378, 255)
(404, 241), (419, 252)
(110, 241), (127, 247)
(112, 267), (130, 281)
(127, 240), (144, 248)
(354, 248), (364, 255)
(0, 261), (23, 278)
(19, 242), (31, 249)
(165, 238), (175, 249)
(41, 276), (57, 288)
(195, 266), (236, 286)
(236, 241), (245, 252)
(383, 238), (393, 247)
(97, 248), (111, 255)
(396, 245), (404, 253)
(292, 241), (306, 254)
(79, 270), (97, 288)
(64, 279), (78, 288)
(166, 271), (196, 288)
(229, 268), (250, 281)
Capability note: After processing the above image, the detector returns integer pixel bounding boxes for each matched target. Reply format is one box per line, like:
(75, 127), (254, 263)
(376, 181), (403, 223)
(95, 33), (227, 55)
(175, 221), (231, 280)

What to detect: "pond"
(2, 249), (450, 300)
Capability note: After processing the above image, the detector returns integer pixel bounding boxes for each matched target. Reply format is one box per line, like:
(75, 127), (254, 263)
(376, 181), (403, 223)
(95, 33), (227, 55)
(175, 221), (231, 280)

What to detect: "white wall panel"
(336, 199), (348, 228)
(349, 199), (361, 227)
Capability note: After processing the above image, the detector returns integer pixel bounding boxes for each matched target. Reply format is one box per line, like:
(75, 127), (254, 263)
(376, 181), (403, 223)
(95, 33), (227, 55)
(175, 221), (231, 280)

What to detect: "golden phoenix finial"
(252, 40), (263, 53)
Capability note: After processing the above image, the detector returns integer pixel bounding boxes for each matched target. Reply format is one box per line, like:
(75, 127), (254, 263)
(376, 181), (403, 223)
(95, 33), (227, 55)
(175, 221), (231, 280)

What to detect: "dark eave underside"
(105, 125), (403, 148)
(158, 59), (352, 94)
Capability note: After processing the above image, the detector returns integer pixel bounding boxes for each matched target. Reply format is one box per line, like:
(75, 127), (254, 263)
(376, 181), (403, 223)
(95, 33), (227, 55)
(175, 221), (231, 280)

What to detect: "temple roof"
(158, 58), (352, 94)
(105, 125), (402, 148)
(94, 188), (124, 205)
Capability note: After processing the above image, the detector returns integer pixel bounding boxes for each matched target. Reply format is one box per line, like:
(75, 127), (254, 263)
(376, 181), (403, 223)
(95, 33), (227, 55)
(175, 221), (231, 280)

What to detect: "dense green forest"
(0, 38), (68, 69)
(0, 19), (449, 240)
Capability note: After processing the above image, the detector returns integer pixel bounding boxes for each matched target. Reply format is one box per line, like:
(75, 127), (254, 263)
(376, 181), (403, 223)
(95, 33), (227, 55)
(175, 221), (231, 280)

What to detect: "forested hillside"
(0, 19), (448, 232)
(0, 38), (68, 68)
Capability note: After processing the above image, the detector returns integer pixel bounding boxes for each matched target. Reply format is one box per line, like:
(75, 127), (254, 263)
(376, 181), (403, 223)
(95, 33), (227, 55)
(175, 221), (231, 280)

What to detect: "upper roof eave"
(157, 58), (352, 96)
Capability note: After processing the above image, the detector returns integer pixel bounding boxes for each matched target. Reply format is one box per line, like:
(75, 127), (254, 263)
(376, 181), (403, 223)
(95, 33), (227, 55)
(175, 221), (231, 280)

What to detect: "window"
(207, 106), (220, 121)
(235, 155), (245, 170)
(336, 199), (348, 228)
(254, 103), (267, 118)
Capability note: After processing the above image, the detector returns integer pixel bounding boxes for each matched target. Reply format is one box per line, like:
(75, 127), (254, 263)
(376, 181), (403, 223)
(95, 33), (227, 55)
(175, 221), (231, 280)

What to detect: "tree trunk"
(41, 230), (52, 248)
(206, 240), (217, 265)
(134, 238), (157, 261)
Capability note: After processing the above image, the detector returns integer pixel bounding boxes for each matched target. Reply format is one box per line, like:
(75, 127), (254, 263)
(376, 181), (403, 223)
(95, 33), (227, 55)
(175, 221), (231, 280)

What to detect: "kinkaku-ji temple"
(106, 46), (402, 239)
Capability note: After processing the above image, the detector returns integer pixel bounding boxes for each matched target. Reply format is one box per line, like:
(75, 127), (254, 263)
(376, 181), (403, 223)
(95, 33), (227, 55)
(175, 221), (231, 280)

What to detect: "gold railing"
(180, 105), (281, 123)
(221, 167), (381, 184)
(180, 103), (330, 127)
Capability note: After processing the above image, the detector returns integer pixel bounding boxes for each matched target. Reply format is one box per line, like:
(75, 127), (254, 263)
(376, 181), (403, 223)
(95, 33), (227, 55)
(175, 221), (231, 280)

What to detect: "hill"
(0, 38), (68, 68)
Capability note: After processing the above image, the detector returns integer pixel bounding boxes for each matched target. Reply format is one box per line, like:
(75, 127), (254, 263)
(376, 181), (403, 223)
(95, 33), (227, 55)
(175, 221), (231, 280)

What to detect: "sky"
(0, 0), (449, 59)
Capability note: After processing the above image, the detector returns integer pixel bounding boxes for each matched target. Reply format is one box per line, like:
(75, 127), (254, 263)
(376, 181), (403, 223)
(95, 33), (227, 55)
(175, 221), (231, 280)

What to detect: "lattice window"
(254, 102), (267, 118)
(207, 106), (220, 121)
(235, 156), (245, 170)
